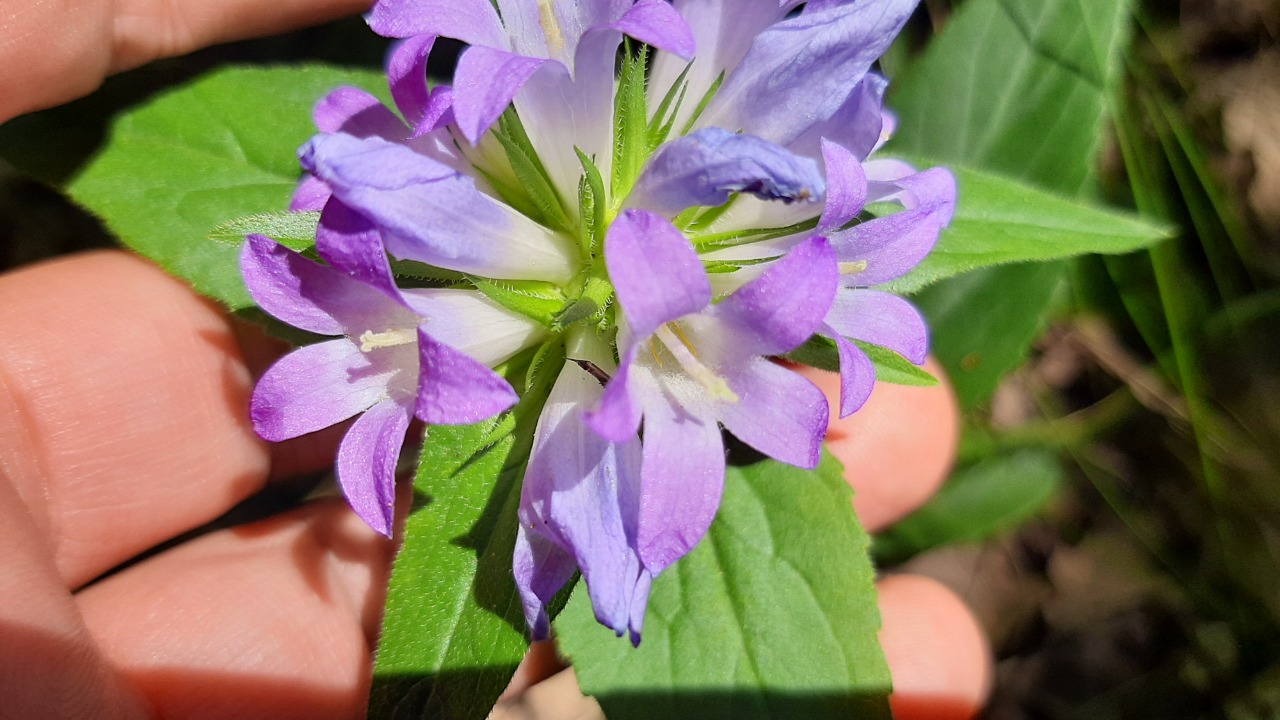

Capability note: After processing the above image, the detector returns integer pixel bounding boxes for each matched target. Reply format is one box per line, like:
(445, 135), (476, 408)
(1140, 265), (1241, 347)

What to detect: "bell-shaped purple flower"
(368, 0), (694, 146)
(242, 234), (543, 535)
(514, 211), (838, 644)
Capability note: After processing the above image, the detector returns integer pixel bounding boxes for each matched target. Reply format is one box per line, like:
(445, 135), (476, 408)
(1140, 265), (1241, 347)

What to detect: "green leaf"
(207, 211), (320, 252)
(557, 453), (891, 720)
(886, 165), (1172, 295)
(915, 262), (1064, 408)
(67, 64), (388, 310)
(873, 449), (1064, 564)
(370, 341), (563, 720)
(887, 0), (1135, 406)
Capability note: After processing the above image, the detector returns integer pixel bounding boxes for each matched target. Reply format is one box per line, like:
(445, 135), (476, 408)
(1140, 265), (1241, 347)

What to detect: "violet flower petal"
(414, 327), (518, 425)
(401, 289), (547, 368)
(240, 234), (398, 337)
(290, 175), (331, 212)
(583, 345), (644, 443)
(702, 0), (918, 147)
(368, 0), (505, 45)
(816, 139), (868, 234)
(606, 210), (710, 340)
(453, 45), (550, 143)
(823, 324), (877, 417)
(300, 133), (575, 282)
(788, 74), (888, 162)
(716, 358), (828, 469)
(519, 361), (647, 640)
(635, 389), (725, 575)
(314, 86), (405, 138)
(609, 0), (696, 60)
(336, 397), (412, 537)
(825, 288), (928, 364)
(648, 0), (790, 127)
(250, 338), (391, 442)
(713, 235), (839, 357)
(387, 35), (436, 129)
(316, 199), (403, 303)
(514, 524), (579, 640)
(828, 202), (949, 286)
(628, 128), (826, 216)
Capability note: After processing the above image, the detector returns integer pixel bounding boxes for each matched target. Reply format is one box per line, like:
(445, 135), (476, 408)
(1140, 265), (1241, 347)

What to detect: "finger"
(490, 574), (993, 720)
(75, 496), (392, 720)
(0, 0), (370, 121)
(110, 0), (374, 71)
(0, 474), (149, 720)
(0, 251), (310, 587)
(878, 574), (992, 720)
(797, 359), (960, 532)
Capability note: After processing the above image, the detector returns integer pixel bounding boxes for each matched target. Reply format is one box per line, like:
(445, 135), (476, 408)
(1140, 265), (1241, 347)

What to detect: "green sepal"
(207, 211), (319, 252)
(552, 274), (615, 331)
(390, 259), (468, 285)
(680, 70), (724, 137)
(611, 41), (650, 204)
(692, 216), (820, 249)
(471, 277), (569, 328)
(681, 194), (741, 233)
(492, 110), (573, 234)
(575, 148), (608, 258)
(648, 62), (692, 150)
(703, 255), (778, 275)
(524, 335), (568, 393)
(785, 336), (939, 387)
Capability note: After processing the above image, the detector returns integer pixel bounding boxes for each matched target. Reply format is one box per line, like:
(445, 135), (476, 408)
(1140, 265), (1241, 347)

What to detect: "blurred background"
(1, 1), (1278, 718)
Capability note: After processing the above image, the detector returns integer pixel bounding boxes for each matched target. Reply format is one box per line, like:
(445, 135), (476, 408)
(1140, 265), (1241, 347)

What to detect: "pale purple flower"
(514, 211), (838, 642)
(242, 233), (544, 535)
(368, 0), (694, 195)
(245, 0), (956, 644)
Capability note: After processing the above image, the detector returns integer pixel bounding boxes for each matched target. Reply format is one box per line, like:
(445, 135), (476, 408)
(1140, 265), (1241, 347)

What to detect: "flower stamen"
(538, 1), (565, 58)
(653, 325), (739, 403)
(359, 328), (417, 352)
(838, 260), (869, 276)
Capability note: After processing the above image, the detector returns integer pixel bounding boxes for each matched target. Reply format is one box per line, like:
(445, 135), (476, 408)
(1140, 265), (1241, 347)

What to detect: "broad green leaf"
(557, 453), (891, 720)
(370, 341), (563, 720)
(68, 65), (388, 309)
(916, 262), (1064, 409)
(873, 450), (1064, 564)
(887, 165), (1172, 295)
(887, 0), (1135, 407)
(208, 211), (320, 252)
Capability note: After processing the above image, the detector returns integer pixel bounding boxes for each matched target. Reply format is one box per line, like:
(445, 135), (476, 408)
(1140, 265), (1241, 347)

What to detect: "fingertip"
(797, 358), (959, 531)
(877, 574), (992, 720)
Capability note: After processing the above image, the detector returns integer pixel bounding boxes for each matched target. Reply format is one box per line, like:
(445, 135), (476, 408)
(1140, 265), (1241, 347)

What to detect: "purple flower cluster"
(244, 0), (955, 644)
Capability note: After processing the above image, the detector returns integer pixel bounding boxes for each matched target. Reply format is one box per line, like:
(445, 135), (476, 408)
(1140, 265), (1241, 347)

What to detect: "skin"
(0, 2), (993, 716)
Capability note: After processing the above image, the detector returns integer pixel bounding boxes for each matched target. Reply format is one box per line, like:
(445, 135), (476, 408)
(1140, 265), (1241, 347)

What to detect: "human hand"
(0, 251), (991, 719)
(0, 0), (372, 122)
